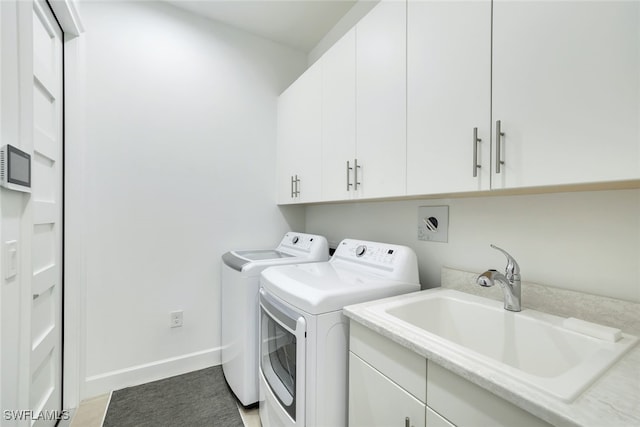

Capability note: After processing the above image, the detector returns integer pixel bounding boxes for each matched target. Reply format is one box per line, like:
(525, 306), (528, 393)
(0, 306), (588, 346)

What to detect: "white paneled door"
(31, 2), (63, 425)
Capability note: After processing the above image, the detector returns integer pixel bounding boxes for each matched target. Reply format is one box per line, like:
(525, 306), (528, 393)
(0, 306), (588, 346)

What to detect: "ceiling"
(166, 0), (358, 52)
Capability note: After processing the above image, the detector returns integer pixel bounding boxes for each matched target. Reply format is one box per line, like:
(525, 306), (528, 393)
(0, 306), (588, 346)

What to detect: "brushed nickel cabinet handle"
(354, 158), (361, 190)
(473, 127), (482, 177)
(347, 160), (353, 191)
(496, 120), (505, 173)
(290, 175), (295, 198)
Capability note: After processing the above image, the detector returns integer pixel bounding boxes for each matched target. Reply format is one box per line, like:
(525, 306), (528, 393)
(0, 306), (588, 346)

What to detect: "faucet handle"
(490, 244), (520, 276)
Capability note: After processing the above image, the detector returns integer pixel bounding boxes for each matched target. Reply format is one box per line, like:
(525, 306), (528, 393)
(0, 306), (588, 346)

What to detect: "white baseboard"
(82, 347), (221, 399)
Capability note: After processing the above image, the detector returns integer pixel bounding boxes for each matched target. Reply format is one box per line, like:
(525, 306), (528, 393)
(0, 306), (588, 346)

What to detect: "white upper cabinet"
(492, 0), (640, 189)
(355, 0), (407, 199)
(321, 29), (357, 202)
(277, 0), (639, 204)
(277, 61), (322, 204)
(407, 0), (492, 195)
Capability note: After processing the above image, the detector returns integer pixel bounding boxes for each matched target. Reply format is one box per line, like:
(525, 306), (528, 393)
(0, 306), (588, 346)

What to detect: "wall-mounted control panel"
(418, 206), (449, 243)
(0, 144), (31, 193)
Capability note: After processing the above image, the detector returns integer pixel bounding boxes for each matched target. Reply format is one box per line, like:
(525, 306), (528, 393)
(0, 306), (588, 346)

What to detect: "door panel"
(31, 2), (62, 426)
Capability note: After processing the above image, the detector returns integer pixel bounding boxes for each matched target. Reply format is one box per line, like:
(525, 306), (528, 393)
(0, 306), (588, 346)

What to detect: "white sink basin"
(379, 289), (638, 402)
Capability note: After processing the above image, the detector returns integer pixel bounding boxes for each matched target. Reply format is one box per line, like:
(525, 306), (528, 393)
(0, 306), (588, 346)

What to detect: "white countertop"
(344, 286), (640, 427)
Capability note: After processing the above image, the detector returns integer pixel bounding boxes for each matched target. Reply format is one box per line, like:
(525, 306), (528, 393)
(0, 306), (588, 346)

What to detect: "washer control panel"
(354, 245), (396, 265)
(331, 239), (418, 282)
(277, 233), (329, 260)
(334, 239), (405, 267)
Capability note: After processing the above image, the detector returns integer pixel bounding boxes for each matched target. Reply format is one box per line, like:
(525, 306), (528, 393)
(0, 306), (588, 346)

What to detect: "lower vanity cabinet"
(349, 321), (427, 427)
(348, 321), (553, 427)
(349, 353), (426, 427)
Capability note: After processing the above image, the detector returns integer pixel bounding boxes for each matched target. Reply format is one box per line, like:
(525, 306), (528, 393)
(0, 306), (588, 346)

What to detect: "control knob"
(355, 245), (367, 257)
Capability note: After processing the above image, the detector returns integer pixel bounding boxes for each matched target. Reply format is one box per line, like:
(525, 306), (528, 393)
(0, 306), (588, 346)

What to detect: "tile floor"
(69, 392), (261, 427)
(70, 393), (110, 427)
(237, 405), (261, 427)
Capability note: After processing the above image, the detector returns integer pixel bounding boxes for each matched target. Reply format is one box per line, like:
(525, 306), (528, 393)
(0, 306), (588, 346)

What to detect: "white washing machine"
(258, 239), (420, 427)
(221, 232), (329, 406)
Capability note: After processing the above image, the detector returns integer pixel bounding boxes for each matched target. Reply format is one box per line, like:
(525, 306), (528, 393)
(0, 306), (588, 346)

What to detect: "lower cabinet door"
(426, 407), (455, 427)
(349, 353), (426, 427)
(427, 361), (552, 427)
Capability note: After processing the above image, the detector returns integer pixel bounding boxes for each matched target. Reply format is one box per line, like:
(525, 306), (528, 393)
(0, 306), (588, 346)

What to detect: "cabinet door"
(426, 408), (455, 427)
(356, 0), (407, 199)
(427, 361), (552, 427)
(492, 0), (640, 189)
(349, 353), (426, 427)
(276, 89), (297, 204)
(321, 28), (357, 202)
(276, 62), (323, 203)
(406, 0), (492, 195)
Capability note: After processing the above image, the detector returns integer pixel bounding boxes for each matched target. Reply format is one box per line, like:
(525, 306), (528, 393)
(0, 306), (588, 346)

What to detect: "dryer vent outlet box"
(418, 206), (449, 243)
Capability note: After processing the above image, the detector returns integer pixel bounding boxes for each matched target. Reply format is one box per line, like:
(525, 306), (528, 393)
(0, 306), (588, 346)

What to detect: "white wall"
(305, 189), (640, 303)
(68, 1), (306, 398)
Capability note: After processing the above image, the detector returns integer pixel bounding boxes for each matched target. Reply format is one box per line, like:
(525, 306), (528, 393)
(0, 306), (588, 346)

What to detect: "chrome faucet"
(477, 245), (521, 312)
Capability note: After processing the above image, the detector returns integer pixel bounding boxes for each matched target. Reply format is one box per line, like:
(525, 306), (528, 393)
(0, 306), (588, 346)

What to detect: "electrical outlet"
(418, 206), (449, 243)
(170, 311), (183, 328)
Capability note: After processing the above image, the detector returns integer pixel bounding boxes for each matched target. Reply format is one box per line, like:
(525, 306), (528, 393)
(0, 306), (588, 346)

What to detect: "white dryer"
(258, 239), (420, 427)
(221, 232), (329, 406)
